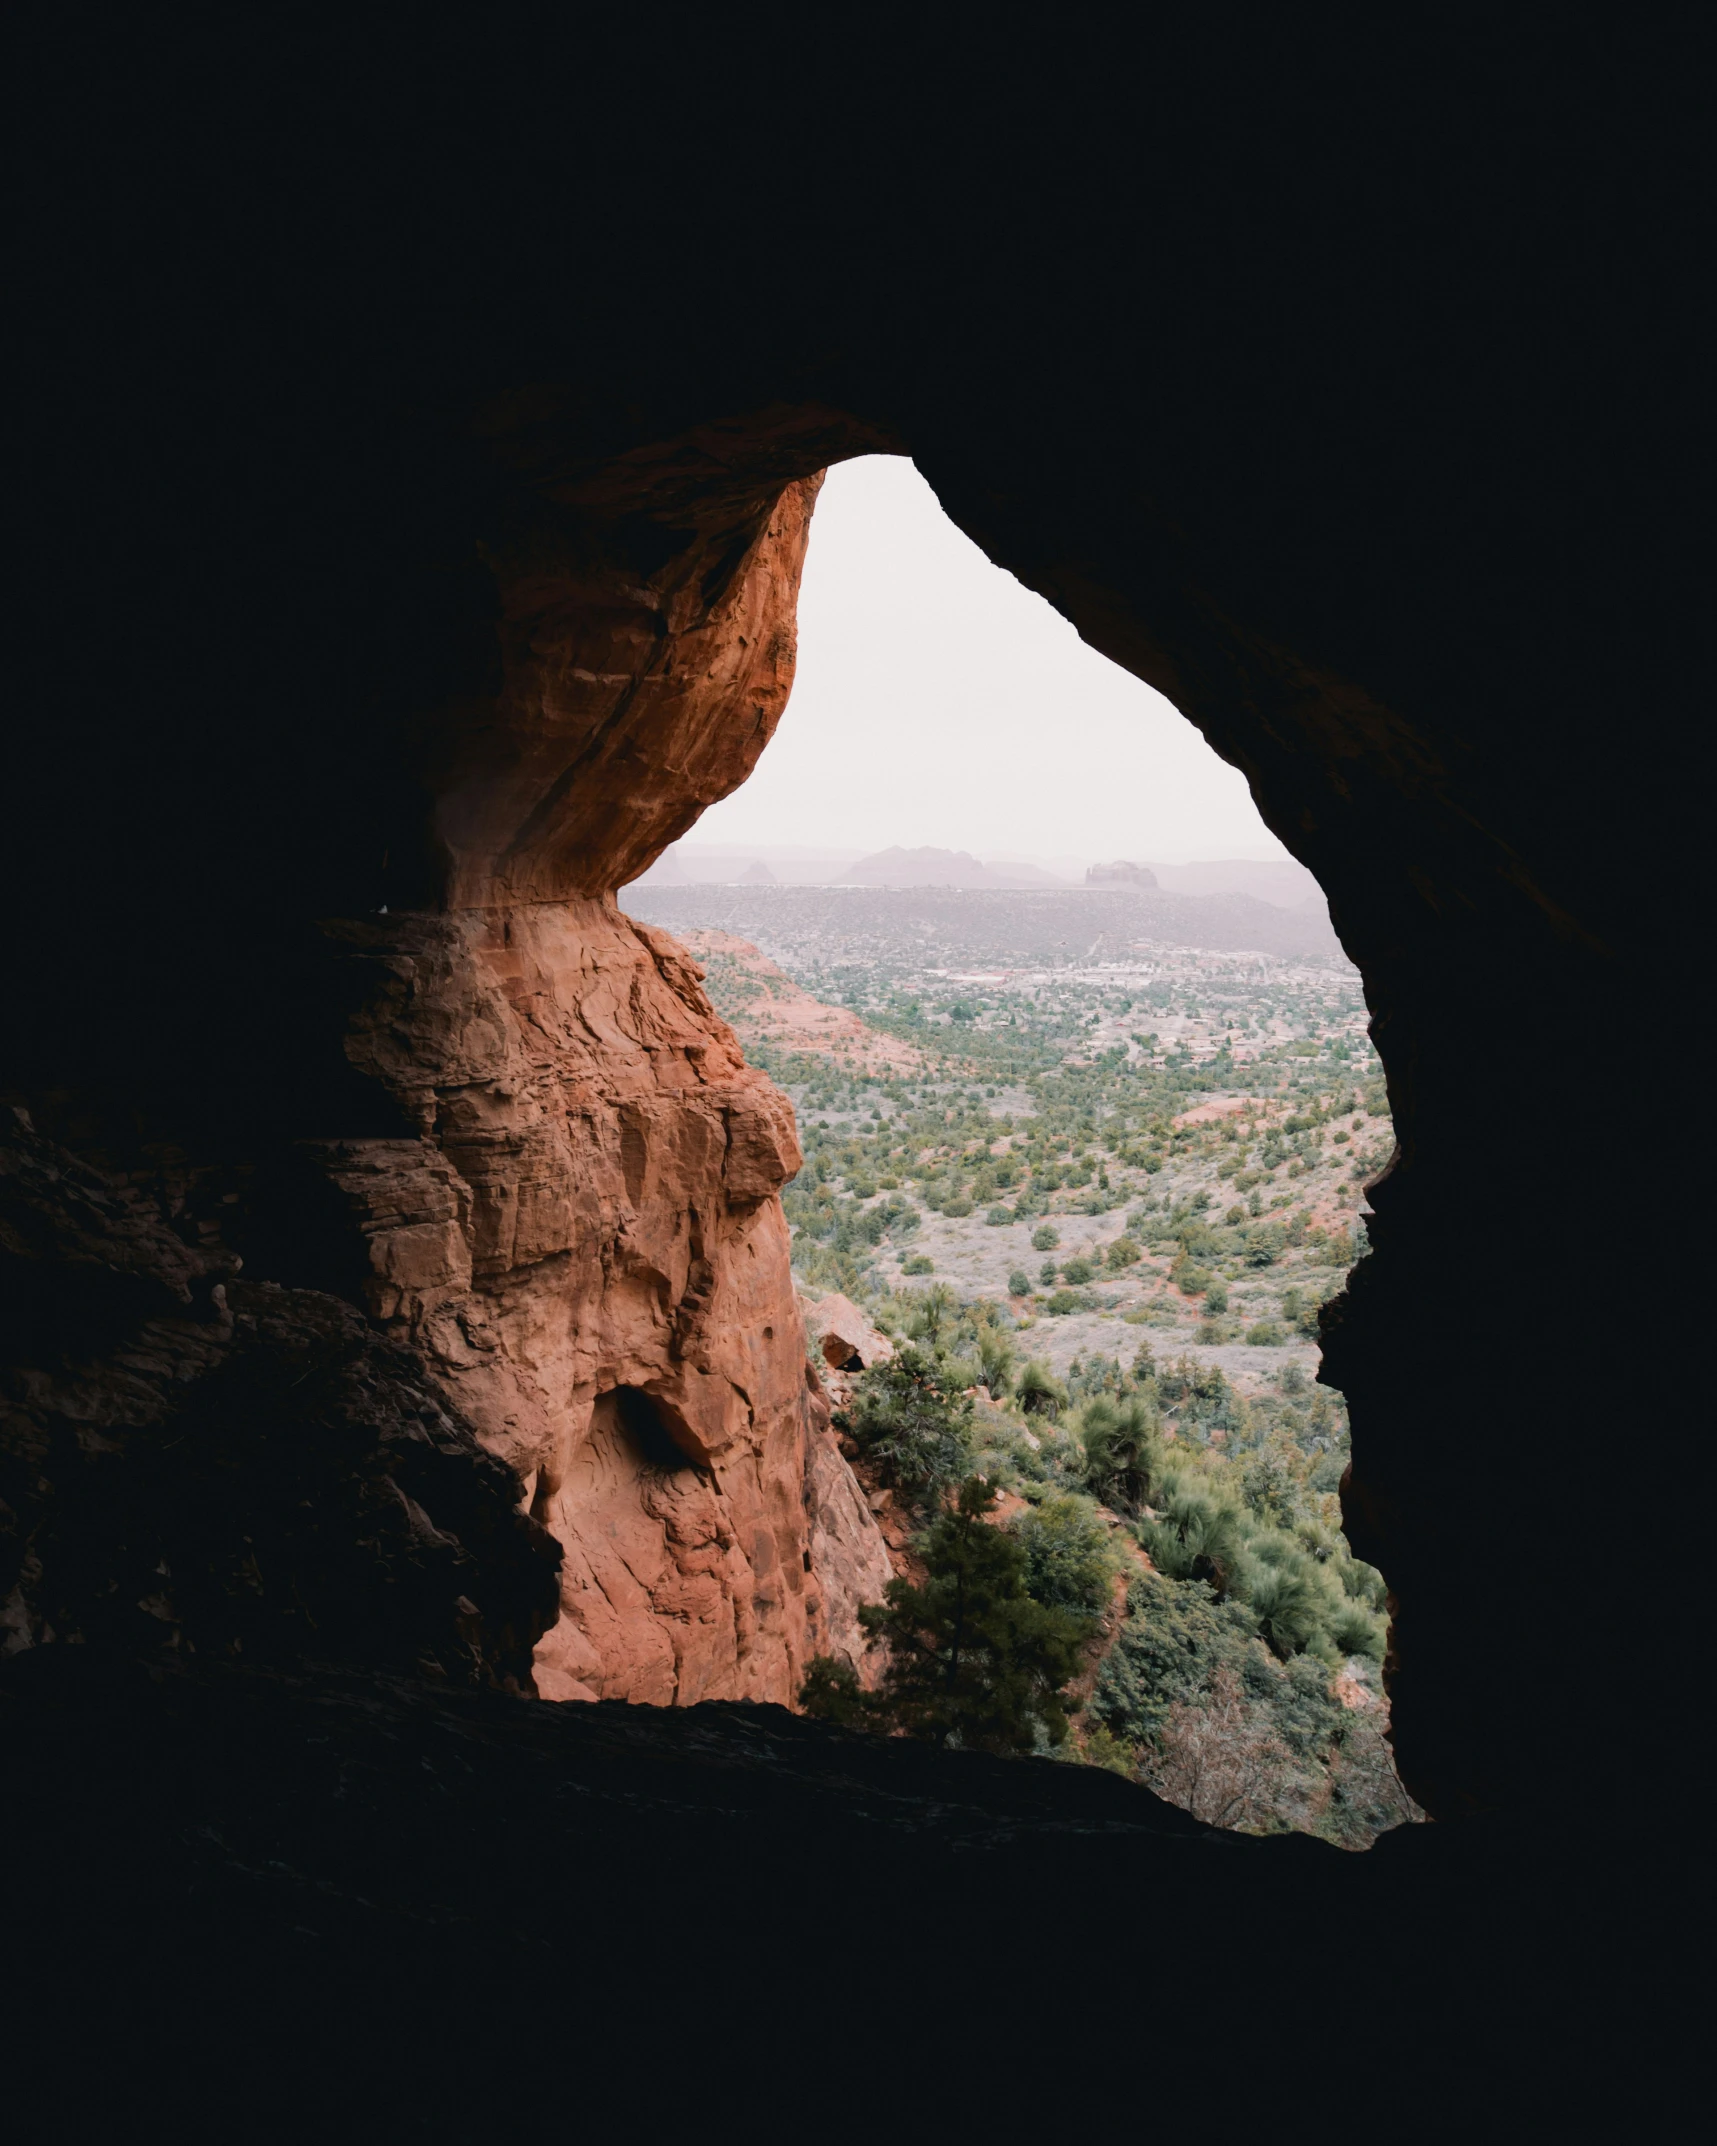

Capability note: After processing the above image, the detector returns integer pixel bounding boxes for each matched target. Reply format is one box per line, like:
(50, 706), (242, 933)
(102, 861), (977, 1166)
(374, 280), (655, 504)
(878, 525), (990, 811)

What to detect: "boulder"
(799, 1289), (894, 1375)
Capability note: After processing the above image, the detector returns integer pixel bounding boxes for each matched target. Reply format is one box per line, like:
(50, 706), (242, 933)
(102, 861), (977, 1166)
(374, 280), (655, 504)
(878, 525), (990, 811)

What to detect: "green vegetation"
(658, 887), (1415, 1843)
(802, 1295), (1417, 1846)
(834, 1345), (973, 1500)
(808, 1478), (1096, 1752)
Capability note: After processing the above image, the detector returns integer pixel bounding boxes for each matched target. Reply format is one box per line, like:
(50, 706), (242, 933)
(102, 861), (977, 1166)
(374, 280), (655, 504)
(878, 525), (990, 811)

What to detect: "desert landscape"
(622, 874), (1415, 1844)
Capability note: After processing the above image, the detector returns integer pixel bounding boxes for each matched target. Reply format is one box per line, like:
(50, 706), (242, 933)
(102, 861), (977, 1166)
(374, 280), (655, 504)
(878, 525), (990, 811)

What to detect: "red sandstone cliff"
(302, 465), (893, 1704)
(316, 897), (891, 1702)
(1, 458), (895, 1708)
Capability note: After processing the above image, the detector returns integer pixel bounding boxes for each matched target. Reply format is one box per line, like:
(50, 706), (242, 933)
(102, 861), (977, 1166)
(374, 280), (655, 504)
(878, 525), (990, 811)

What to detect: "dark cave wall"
(7, 20), (1696, 1815)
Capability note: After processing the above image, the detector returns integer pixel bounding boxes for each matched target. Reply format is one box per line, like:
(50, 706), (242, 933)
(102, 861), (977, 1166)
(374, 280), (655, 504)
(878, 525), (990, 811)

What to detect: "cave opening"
(603, 1386), (702, 1477)
(611, 450), (1409, 1844)
(5, 21), (1692, 2107)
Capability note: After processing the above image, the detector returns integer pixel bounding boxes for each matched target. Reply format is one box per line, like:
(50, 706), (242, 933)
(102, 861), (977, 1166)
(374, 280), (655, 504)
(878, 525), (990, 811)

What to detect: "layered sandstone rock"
(301, 895), (889, 1704)
(283, 458), (896, 1704)
(2, 453), (894, 1709)
(429, 470), (831, 908)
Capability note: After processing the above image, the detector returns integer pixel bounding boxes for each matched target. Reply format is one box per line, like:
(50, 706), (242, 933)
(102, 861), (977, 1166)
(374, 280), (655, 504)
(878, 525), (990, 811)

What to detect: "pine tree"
(857, 1478), (1093, 1752)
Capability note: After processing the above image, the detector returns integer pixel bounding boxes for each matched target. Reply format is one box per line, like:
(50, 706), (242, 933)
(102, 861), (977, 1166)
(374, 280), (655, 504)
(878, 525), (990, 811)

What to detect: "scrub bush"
(1015, 1360), (1067, 1418)
(1077, 1394), (1163, 1515)
(835, 1346), (973, 1502)
(1010, 1492), (1116, 1619)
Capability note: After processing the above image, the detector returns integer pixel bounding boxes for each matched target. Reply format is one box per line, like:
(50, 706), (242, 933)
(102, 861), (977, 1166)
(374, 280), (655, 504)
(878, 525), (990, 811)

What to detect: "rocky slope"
(675, 928), (925, 1072)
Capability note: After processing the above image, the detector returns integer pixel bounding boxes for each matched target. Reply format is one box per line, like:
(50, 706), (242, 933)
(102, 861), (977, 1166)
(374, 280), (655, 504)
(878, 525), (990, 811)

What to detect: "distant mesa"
(739, 858), (777, 883)
(1085, 859), (1159, 889)
(842, 846), (1067, 889)
(1146, 857), (1324, 909)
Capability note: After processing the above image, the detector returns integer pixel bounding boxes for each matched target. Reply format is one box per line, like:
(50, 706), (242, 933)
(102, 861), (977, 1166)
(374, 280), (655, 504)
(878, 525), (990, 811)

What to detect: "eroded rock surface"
(268, 898), (890, 1703)
(0, 1111), (560, 1687)
(1, 456), (892, 1710)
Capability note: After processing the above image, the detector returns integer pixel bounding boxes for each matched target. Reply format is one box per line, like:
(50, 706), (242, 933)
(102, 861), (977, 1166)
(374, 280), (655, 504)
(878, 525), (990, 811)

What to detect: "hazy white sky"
(692, 456), (1286, 866)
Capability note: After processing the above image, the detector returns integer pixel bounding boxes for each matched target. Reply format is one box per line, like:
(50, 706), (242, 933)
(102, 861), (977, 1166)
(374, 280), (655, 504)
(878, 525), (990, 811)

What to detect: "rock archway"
(6, 25), (1692, 1843)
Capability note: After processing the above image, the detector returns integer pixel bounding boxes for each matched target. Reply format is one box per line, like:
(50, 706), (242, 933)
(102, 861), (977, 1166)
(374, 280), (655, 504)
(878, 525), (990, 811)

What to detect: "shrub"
(835, 1346), (973, 1501)
(984, 1205), (1013, 1225)
(1011, 1492), (1116, 1618)
(1015, 1359), (1067, 1417)
(976, 1327), (1016, 1399)
(1329, 1603), (1385, 1661)
(797, 1655), (874, 1730)
(1062, 1256), (1096, 1285)
(1078, 1394), (1163, 1515)
(1244, 1320), (1285, 1345)
(1244, 1564), (1328, 1657)
(902, 1254), (934, 1276)
(1281, 1287), (1327, 1337)
(1038, 1259), (1059, 1286)
(905, 1283), (958, 1346)
(1140, 1487), (1248, 1591)
(1204, 1281), (1229, 1315)
(1105, 1237), (1141, 1270)
(1092, 1575), (1255, 1743)
(1007, 1268), (1032, 1298)
(1141, 1664), (1305, 1831)
(1045, 1288), (1097, 1316)
(1080, 1722), (1138, 1776)
(1031, 1224), (1060, 1252)
(942, 1196), (974, 1217)
(1339, 1558), (1387, 1611)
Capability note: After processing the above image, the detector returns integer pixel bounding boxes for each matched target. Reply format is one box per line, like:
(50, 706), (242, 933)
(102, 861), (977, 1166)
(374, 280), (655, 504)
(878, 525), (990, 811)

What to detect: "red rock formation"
(431, 470), (830, 908)
(2, 447), (895, 1710)
(221, 469), (894, 1707)
(800, 1290), (895, 1375)
(306, 895), (888, 1702)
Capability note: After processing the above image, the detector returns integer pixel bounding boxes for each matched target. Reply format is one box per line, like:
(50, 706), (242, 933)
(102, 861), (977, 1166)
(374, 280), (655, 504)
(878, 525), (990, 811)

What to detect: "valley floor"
(625, 885), (1420, 1847)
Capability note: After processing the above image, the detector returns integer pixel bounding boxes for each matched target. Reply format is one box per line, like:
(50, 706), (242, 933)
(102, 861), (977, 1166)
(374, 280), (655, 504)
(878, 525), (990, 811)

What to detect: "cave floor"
(3, 1651), (1677, 2127)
